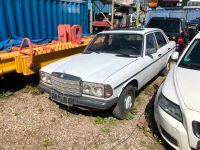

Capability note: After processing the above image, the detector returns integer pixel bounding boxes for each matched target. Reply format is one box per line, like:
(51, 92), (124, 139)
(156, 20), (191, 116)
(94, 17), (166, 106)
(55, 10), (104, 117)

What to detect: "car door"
(140, 32), (160, 86)
(154, 31), (170, 71)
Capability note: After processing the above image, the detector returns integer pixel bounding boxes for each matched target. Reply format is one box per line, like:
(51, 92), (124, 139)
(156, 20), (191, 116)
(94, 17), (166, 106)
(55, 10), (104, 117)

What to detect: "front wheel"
(112, 85), (136, 120)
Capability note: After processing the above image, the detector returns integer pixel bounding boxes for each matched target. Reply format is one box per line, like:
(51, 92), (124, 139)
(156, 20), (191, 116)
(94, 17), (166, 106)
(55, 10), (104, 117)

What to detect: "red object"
(71, 25), (82, 45)
(93, 21), (111, 27)
(58, 24), (71, 43)
(177, 36), (184, 45)
(14, 38), (35, 68)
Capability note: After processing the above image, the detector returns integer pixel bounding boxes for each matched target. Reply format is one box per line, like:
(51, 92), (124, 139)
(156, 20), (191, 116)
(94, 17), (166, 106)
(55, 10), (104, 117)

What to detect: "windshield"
(147, 20), (180, 33)
(86, 34), (143, 56)
(179, 39), (200, 70)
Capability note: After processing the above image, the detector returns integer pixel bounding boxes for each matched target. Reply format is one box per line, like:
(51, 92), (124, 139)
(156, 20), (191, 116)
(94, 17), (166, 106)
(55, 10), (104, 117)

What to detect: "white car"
(39, 28), (175, 119)
(154, 33), (200, 149)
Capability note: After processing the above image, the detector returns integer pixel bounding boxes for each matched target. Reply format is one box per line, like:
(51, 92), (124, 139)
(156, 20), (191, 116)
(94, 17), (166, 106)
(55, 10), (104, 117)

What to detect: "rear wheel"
(112, 85), (136, 120)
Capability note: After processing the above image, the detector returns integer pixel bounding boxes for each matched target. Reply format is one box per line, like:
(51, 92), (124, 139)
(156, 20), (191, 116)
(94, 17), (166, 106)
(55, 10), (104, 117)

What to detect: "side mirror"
(171, 52), (179, 61)
(146, 48), (157, 55)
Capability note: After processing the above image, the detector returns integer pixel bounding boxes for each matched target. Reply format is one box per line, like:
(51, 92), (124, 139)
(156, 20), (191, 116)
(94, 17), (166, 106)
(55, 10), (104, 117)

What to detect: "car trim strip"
(114, 47), (175, 90)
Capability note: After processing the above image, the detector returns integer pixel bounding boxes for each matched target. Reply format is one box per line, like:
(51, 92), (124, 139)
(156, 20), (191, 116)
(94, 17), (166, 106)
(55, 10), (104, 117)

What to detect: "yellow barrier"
(0, 39), (91, 77)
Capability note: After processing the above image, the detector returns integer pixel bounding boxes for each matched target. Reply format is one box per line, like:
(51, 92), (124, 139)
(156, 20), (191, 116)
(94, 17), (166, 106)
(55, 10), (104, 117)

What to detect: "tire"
(161, 61), (171, 76)
(112, 85), (136, 120)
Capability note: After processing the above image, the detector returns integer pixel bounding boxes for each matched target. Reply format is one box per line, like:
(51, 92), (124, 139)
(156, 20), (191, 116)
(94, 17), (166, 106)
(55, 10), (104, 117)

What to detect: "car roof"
(99, 28), (160, 35)
(150, 17), (183, 21)
(194, 32), (200, 38)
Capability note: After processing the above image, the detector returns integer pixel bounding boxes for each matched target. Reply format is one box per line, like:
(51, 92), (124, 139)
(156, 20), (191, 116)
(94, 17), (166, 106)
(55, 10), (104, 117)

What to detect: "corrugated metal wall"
(0, 0), (88, 41)
(93, 0), (112, 15)
(146, 9), (200, 23)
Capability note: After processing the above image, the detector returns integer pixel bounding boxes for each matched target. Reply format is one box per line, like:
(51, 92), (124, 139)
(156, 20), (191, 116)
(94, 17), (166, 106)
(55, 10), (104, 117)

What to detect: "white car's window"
(155, 32), (167, 48)
(146, 33), (157, 54)
(86, 34), (143, 57)
(179, 39), (200, 70)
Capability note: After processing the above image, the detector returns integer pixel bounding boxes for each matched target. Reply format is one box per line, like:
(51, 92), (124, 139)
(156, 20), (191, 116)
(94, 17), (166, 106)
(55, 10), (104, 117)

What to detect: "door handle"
(158, 54), (162, 57)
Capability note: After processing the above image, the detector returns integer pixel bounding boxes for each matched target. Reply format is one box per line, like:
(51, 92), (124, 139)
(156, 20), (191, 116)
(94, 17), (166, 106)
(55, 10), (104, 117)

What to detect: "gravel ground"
(0, 75), (170, 150)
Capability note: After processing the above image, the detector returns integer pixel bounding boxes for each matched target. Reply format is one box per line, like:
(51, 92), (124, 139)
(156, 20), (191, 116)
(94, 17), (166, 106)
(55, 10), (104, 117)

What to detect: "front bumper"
(155, 105), (190, 150)
(39, 83), (118, 110)
(154, 85), (200, 150)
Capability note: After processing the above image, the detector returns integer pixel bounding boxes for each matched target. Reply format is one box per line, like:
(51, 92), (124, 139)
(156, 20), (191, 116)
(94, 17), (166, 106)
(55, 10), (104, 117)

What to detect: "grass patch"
(0, 91), (13, 99)
(137, 123), (151, 135)
(126, 112), (134, 120)
(42, 139), (53, 148)
(140, 140), (155, 150)
(126, 107), (137, 120)
(23, 84), (40, 95)
(92, 142), (100, 150)
(101, 127), (111, 134)
(14, 112), (21, 116)
(38, 108), (44, 113)
(95, 116), (116, 124)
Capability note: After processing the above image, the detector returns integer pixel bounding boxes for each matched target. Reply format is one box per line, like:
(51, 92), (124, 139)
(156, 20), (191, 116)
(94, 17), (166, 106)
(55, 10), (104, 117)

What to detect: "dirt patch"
(0, 76), (171, 150)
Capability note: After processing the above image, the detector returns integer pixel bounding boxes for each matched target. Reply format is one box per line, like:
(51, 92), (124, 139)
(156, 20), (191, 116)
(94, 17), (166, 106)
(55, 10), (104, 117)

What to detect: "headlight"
(159, 93), (182, 122)
(40, 71), (51, 85)
(82, 82), (113, 98)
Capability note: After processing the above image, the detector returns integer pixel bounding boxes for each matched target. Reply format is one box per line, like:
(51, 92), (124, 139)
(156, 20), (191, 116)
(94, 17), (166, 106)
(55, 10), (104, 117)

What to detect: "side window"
(155, 32), (167, 48)
(146, 33), (157, 52)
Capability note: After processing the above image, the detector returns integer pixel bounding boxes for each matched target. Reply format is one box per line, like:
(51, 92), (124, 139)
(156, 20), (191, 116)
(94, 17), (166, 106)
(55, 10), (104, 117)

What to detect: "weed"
(23, 84), (40, 95)
(14, 112), (21, 116)
(42, 139), (53, 148)
(101, 127), (111, 134)
(126, 112), (134, 120)
(132, 107), (137, 115)
(0, 91), (13, 98)
(141, 140), (155, 150)
(50, 117), (56, 123)
(140, 140), (147, 146)
(137, 123), (151, 134)
(146, 144), (155, 150)
(92, 142), (100, 150)
(95, 116), (116, 124)
(38, 108), (44, 113)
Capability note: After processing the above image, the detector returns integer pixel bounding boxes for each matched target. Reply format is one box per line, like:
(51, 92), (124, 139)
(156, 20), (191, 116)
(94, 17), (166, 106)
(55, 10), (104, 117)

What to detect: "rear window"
(147, 20), (180, 33)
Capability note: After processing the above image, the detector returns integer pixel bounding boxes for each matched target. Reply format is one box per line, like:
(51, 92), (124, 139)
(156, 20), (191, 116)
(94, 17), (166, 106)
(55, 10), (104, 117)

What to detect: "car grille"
(51, 72), (81, 96)
(193, 121), (200, 138)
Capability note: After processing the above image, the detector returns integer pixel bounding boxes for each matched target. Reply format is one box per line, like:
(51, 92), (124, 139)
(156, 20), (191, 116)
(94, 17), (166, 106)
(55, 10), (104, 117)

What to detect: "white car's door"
(154, 31), (171, 71)
(140, 32), (160, 86)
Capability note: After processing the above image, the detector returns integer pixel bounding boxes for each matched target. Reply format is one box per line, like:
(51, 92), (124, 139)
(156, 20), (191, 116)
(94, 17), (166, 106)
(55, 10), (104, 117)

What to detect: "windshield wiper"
(115, 53), (138, 58)
(82, 50), (100, 54)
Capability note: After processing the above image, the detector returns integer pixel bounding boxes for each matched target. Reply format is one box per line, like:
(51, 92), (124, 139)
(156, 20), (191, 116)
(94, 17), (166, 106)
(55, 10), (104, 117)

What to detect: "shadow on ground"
(0, 72), (40, 92)
(144, 84), (175, 150)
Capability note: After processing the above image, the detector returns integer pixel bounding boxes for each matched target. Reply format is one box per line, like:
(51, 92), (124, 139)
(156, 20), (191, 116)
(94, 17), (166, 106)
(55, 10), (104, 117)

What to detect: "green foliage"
(42, 139), (53, 148)
(101, 127), (111, 134)
(0, 91), (13, 98)
(95, 116), (116, 124)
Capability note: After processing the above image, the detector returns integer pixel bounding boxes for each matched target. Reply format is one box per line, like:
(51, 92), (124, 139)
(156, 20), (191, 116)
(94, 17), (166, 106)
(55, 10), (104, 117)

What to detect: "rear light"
(177, 36), (184, 45)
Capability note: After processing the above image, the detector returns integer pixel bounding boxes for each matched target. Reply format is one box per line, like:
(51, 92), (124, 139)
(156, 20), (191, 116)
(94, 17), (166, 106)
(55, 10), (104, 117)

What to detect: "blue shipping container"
(0, 0), (88, 41)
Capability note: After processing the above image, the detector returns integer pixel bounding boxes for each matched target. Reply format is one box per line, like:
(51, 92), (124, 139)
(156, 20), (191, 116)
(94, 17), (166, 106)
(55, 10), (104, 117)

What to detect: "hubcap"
(124, 95), (132, 110)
